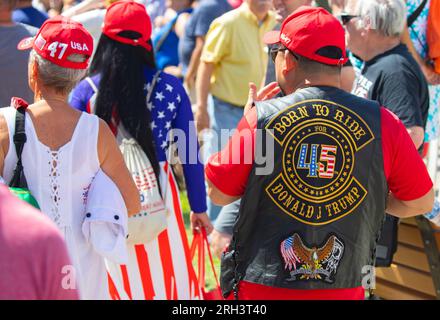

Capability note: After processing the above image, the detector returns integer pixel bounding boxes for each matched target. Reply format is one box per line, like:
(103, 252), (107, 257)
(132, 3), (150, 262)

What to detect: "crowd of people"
(0, 0), (439, 300)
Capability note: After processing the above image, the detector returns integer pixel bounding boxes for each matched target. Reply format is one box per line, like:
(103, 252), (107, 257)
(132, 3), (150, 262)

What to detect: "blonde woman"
(0, 17), (140, 299)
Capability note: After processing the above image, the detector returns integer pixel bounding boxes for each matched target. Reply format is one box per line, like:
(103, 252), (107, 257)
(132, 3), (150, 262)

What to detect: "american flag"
(145, 76), (181, 161)
(281, 236), (301, 271)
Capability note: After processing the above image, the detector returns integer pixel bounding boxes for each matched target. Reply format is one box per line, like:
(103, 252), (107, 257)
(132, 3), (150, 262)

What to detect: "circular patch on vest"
(265, 99), (375, 226)
(284, 121), (353, 200)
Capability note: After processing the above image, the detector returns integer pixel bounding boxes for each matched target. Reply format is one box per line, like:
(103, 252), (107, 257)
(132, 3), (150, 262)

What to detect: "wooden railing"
(376, 139), (440, 300)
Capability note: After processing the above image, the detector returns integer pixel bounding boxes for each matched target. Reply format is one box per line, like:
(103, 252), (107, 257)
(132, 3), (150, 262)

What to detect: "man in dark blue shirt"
(178, 0), (231, 95)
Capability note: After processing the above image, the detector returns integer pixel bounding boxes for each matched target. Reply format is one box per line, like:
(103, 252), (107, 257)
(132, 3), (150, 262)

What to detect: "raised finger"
(262, 86), (282, 100)
(256, 82), (279, 100)
(248, 82), (258, 102)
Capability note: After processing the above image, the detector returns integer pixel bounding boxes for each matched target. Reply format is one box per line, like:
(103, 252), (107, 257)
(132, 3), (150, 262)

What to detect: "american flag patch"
(34, 34), (46, 51)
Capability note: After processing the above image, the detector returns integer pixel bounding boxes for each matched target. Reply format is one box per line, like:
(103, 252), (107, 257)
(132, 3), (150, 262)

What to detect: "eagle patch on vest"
(265, 99), (374, 226)
(280, 233), (344, 283)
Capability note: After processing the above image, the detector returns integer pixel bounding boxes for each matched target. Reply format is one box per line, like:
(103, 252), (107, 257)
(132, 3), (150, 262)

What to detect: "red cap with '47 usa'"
(17, 16), (93, 69)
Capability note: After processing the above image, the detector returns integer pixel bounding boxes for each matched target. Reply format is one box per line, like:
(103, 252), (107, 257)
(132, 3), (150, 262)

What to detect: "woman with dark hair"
(70, 1), (212, 300)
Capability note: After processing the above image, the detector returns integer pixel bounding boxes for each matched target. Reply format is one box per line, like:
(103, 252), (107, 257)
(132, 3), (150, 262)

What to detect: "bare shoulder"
(0, 113), (9, 136)
(97, 118), (114, 142)
(175, 13), (190, 38)
(0, 112), (11, 161)
(96, 118), (119, 165)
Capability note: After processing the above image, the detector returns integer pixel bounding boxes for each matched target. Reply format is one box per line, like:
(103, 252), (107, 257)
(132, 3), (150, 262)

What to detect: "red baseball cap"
(17, 16), (93, 69)
(102, 1), (152, 51)
(264, 6), (348, 66)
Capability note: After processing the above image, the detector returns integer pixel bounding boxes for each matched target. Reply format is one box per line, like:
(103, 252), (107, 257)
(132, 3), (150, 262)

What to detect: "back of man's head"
(295, 47), (344, 76)
(350, 0), (407, 38)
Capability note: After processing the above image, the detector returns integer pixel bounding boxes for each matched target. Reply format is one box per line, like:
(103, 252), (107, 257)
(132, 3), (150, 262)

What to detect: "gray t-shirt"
(0, 23), (37, 107)
(214, 199), (241, 235)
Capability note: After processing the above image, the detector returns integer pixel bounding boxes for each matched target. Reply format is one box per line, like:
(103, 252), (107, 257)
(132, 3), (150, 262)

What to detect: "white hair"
(29, 50), (87, 95)
(353, 0), (407, 37)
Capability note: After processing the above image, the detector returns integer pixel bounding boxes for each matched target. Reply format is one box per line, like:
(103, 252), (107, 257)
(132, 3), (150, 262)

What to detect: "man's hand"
(184, 74), (196, 93)
(407, 126), (425, 150)
(244, 82), (281, 114)
(190, 212), (213, 235)
(210, 229), (232, 259)
(184, 67), (197, 93)
(421, 63), (440, 86)
(195, 106), (210, 134)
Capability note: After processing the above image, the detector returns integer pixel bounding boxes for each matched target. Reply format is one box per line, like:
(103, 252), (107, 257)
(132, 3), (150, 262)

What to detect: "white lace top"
(1, 107), (127, 299)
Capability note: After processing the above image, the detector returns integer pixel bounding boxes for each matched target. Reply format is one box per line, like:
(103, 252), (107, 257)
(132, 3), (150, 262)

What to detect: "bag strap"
(199, 231), (206, 289)
(190, 231), (203, 287)
(85, 76), (99, 93)
(154, 15), (179, 53)
(190, 229), (221, 291)
(407, 0), (428, 27)
(190, 232), (199, 260)
(162, 131), (175, 204)
(202, 228), (220, 290)
(9, 106), (28, 188)
(146, 71), (161, 105)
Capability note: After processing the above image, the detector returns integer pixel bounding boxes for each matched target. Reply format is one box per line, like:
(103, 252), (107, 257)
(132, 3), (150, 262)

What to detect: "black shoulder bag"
(8, 106), (40, 209)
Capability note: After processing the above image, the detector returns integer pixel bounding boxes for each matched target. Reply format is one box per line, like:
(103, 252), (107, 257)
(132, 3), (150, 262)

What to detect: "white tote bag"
(120, 137), (169, 245)
(121, 71), (170, 244)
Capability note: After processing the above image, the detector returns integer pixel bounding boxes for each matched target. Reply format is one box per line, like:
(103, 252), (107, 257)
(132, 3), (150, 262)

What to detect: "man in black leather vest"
(205, 6), (434, 300)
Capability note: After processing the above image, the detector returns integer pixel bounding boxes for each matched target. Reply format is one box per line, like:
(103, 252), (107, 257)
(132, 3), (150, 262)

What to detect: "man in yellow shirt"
(195, 0), (276, 221)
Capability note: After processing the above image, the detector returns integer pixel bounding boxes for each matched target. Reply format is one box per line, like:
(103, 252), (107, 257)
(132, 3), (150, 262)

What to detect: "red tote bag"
(190, 229), (223, 300)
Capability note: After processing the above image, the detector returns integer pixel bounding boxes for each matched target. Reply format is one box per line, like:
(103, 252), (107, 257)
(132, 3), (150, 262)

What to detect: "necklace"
(35, 96), (68, 105)
(44, 98), (68, 104)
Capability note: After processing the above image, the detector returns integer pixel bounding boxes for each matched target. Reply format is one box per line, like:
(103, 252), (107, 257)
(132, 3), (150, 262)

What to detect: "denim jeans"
(205, 95), (244, 222)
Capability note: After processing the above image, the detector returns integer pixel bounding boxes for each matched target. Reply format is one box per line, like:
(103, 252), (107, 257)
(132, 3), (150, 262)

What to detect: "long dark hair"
(91, 32), (160, 180)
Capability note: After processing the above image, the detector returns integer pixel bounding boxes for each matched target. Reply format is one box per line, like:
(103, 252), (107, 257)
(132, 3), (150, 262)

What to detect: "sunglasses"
(270, 45), (299, 63)
(338, 14), (360, 25)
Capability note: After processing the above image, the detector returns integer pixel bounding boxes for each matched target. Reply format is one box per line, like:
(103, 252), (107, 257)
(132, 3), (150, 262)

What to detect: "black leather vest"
(220, 86), (388, 297)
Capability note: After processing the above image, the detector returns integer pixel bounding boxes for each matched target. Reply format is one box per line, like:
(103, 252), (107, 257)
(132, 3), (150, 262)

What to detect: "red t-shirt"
(206, 106), (433, 300)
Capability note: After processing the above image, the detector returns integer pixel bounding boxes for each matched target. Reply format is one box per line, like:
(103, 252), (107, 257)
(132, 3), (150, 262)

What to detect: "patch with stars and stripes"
(265, 99), (374, 226)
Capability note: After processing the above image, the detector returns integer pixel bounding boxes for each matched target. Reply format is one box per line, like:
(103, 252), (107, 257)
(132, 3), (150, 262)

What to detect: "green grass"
(180, 191), (221, 291)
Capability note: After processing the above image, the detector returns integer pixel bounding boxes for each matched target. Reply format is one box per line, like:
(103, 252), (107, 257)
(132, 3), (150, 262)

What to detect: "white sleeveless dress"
(1, 107), (126, 299)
